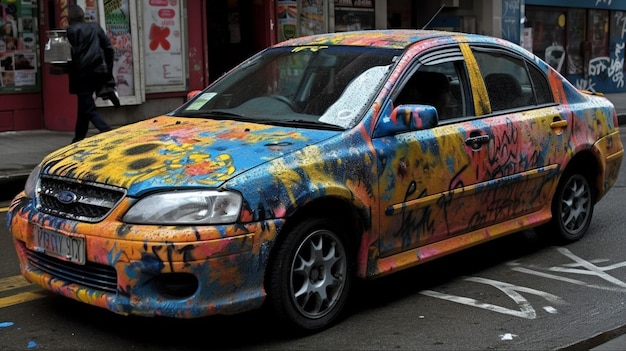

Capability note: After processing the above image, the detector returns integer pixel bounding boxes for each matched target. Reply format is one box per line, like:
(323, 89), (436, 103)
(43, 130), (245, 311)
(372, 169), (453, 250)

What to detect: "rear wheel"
(538, 171), (594, 243)
(269, 218), (353, 331)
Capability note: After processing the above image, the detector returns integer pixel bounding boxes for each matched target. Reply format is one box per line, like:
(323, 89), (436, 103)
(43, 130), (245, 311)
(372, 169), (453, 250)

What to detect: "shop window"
(567, 9), (585, 75)
(0, 1), (39, 93)
(102, 0), (139, 99)
(275, 1), (375, 41)
(334, 0), (375, 33)
(525, 7), (567, 74)
(71, 0), (143, 106)
(142, 0), (186, 93)
(65, 1), (186, 105)
(588, 10), (609, 58)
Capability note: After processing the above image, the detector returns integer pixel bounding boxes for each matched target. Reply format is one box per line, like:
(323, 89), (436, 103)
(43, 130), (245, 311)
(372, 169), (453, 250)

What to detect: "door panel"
(375, 44), (566, 258)
(375, 107), (563, 257)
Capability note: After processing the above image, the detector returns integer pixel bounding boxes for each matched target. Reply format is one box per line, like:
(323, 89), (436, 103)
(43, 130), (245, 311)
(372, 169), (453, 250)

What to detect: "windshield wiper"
(271, 119), (345, 131)
(174, 110), (247, 119)
(171, 112), (344, 130)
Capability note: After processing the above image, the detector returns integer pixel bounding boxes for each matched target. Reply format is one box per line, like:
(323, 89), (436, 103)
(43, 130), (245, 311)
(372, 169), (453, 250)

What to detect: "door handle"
(550, 120), (568, 129)
(464, 134), (490, 149)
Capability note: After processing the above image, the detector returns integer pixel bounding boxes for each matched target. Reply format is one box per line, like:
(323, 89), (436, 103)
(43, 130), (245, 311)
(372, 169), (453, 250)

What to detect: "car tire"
(268, 217), (353, 332)
(538, 171), (594, 244)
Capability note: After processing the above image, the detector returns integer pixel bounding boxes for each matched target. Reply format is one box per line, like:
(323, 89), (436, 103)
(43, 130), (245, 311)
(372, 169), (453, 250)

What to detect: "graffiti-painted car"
(8, 30), (624, 331)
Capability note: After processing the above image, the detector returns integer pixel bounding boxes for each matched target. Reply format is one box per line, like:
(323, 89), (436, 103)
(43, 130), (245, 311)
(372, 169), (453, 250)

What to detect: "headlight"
(24, 164), (41, 199)
(123, 190), (242, 225)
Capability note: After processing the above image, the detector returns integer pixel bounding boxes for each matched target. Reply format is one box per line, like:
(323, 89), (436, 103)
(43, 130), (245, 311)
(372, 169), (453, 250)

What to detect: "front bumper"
(8, 194), (282, 318)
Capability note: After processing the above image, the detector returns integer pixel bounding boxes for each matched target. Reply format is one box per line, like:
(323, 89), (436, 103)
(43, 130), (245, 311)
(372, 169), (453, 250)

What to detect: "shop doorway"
(206, 0), (257, 82)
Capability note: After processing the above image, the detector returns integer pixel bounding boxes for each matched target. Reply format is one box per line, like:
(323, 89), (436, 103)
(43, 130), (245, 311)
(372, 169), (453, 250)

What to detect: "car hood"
(40, 116), (339, 196)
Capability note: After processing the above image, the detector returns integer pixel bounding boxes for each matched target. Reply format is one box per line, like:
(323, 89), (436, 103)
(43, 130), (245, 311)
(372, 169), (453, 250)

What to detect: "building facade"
(0, 0), (623, 132)
(524, 0), (626, 94)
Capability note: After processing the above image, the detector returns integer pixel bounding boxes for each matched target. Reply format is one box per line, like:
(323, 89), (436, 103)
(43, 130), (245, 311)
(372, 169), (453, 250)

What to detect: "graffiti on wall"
(502, 0), (521, 44)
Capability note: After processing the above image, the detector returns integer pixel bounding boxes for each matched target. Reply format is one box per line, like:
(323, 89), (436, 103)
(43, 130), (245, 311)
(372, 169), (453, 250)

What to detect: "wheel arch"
(561, 149), (600, 204)
(264, 196), (368, 288)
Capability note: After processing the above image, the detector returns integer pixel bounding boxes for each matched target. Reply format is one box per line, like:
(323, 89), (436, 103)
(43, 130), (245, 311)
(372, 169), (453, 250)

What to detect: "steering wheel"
(271, 95), (297, 111)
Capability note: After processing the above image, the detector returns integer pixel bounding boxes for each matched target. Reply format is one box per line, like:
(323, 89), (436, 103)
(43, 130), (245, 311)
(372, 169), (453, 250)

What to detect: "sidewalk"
(0, 94), (626, 348)
(0, 129), (73, 182)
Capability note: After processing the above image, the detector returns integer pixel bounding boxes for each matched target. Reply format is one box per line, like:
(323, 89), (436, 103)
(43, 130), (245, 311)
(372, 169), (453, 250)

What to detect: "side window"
(528, 63), (554, 105)
(395, 61), (467, 120)
(473, 51), (533, 112)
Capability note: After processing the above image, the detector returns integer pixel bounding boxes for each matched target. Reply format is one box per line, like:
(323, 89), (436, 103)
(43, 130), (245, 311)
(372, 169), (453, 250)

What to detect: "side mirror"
(186, 90), (202, 101)
(374, 104), (439, 137)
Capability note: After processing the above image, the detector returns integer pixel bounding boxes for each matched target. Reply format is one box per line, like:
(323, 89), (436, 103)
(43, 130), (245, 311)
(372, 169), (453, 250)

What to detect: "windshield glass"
(176, 45), (400, 129)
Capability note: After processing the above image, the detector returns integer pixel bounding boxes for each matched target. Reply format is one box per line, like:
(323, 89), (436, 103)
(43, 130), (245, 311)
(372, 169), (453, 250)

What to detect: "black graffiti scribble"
(393, 183), (436, 248)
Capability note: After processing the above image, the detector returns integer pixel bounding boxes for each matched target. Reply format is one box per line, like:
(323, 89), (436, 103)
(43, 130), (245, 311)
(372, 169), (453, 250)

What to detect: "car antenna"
(422, 4), (446, 29)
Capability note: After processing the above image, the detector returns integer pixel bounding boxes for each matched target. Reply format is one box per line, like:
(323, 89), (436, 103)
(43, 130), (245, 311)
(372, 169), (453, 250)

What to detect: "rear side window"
(528, 64), (553, 105)
(473, 49), (552, 112)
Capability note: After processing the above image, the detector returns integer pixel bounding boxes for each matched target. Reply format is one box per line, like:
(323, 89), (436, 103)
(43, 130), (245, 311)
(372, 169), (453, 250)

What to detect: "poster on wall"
(277, 1), (297, 42)
(143, 0), (184, 88)
(0, 0), (39, 93)
(103, 0), (135, 97)
(501, 0), (520, 44)
(71, 0), (99, 22)
(300, 0), (326, 36)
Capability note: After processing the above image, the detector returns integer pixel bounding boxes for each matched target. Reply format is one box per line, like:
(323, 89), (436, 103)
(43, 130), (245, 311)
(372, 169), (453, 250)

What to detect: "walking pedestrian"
(66, 4), (114, 143)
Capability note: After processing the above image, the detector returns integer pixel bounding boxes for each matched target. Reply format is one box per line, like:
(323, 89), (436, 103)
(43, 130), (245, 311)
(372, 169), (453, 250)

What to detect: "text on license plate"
(34, 227), (86, 265)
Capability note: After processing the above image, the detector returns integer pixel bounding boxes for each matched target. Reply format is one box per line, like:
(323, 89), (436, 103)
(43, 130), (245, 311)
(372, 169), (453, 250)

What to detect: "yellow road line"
(0, 291), (47, 308)
(0, 206), (8, 212)
(0, 275), (32, 293)
(0, 275), (47, 308)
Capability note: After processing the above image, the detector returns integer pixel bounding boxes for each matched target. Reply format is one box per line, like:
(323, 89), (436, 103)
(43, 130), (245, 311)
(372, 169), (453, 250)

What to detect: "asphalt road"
(1, 134), (626, 350)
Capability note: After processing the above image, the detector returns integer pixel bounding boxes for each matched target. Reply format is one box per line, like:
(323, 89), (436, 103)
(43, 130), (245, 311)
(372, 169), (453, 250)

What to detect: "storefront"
(524, 0), (626, 93)
(276, 0), (378, 41)
(9, 0), (605, 132)
(39, 0), (210, 131)
(0, 0), (520, 132)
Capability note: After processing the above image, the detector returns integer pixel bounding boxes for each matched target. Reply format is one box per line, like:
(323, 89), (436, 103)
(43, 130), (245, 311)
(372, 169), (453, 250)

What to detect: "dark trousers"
(72, 91), (111, 143)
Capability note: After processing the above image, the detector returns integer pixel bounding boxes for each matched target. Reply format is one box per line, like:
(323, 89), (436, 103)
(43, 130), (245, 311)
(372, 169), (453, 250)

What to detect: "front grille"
(37, 175), (126, 222)
(26, 250), (118, 294)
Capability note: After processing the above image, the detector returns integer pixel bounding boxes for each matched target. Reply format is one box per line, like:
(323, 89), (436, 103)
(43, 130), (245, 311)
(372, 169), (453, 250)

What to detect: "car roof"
(275, 29), (488, 50)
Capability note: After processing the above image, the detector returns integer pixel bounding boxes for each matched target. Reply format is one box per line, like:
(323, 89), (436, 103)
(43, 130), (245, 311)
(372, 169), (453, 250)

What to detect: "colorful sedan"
(7, 30), (624, 331)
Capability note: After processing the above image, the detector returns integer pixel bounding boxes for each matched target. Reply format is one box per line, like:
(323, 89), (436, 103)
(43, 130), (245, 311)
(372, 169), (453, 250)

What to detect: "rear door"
(465, 45), (565, 229)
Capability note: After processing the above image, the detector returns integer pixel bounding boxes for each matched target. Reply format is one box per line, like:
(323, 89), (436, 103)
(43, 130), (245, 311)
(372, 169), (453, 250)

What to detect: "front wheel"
(538, 171), (594, 244)
(268, 218), (353, 332)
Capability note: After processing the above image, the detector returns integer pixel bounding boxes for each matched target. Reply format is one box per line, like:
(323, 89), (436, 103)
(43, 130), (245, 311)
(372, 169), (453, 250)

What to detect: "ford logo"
(56, 190), (78, 204)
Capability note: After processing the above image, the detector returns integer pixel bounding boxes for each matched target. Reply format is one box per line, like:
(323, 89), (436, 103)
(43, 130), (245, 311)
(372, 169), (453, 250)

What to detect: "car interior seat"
(396, 71), (451, 119)
(484, 73), (523, 111)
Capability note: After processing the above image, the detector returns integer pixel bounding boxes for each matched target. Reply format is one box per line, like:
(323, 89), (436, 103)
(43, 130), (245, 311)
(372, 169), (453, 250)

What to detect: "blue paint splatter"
(0, 322), (14, 328)
(27, 341), (37, 349)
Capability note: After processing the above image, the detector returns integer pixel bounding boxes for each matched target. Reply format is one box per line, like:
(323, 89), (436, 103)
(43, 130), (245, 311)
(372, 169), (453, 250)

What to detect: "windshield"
(176, 45), (400, 129)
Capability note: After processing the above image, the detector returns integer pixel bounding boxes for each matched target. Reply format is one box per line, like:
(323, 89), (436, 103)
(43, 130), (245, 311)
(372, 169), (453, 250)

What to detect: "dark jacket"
(66, 21), (114, 94)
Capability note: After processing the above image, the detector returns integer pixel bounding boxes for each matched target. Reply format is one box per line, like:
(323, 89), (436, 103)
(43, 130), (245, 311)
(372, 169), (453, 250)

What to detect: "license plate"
(33, 227), (86, 265)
